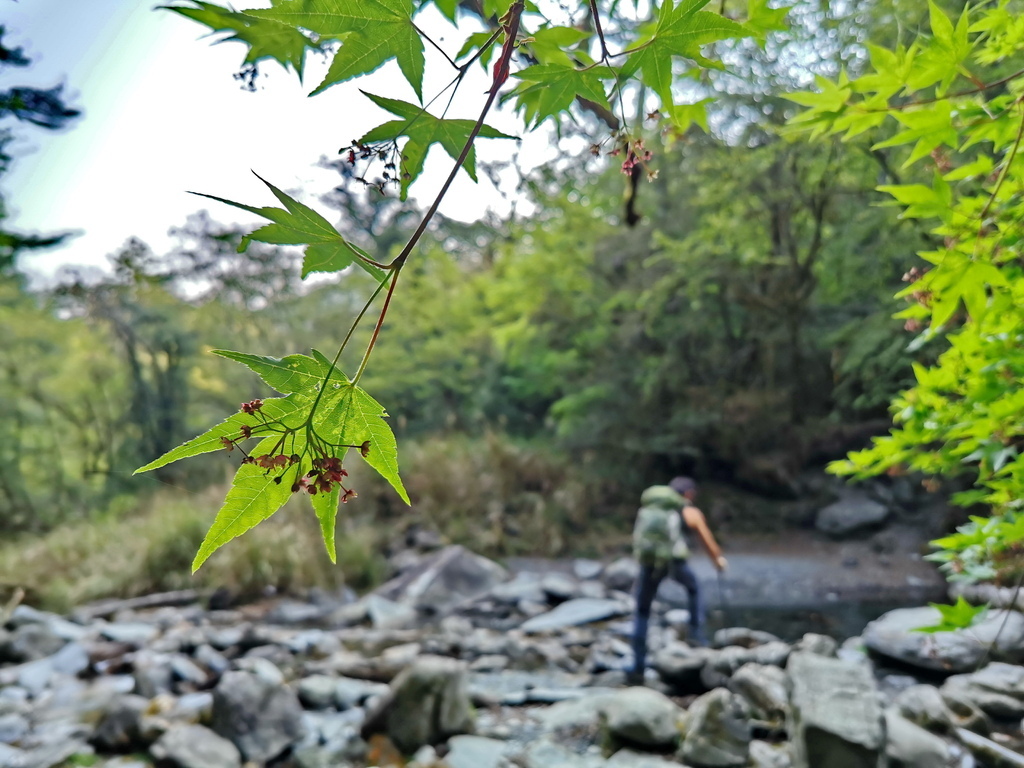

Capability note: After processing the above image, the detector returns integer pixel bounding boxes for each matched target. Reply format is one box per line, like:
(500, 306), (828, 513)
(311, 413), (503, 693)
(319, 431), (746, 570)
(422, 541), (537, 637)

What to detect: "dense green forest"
(2, 0), (1022, 605)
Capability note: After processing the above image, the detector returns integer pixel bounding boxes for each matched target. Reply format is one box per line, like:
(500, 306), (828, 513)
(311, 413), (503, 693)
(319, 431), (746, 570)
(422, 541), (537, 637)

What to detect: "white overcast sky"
(4, 0), (557, 278)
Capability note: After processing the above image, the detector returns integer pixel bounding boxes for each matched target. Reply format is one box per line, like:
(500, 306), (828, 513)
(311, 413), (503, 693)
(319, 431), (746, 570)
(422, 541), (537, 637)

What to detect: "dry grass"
(0, 485), (387, 612)
(0, 433), (625, 612)
(347, 432), (627, 559)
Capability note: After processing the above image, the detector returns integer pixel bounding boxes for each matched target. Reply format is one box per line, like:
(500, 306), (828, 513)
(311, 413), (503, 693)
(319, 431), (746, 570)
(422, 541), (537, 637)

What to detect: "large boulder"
(816, 492), (890, 537)
(521, 598), (628, 634)
(90, 694), (149, 751)
(862, 607), (1024, 673)
(601, 557), (640, 592)
(372, 545), (507, 614)
(679, 688), (751, 767)
(940, 662), (1024, 719)
(211, 670), (305, 763)
(0, 623), (68, 663)
(884, 711), (955, 768)
(601, 687), (684, 750)
(787, 651), (885, 768)
(955, 727), (1024, 768)
(713, 628), (781, 649)
(893, 685), (954, 732)
(729, 663), (788, 721)
(150, 724), (242, 768)
(361, 655), (474, 754)
(652, 643), (714, 694)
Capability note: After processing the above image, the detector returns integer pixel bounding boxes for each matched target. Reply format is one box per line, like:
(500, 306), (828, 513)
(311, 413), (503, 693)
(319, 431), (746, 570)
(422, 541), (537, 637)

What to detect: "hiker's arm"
(683, 506), (727, 570)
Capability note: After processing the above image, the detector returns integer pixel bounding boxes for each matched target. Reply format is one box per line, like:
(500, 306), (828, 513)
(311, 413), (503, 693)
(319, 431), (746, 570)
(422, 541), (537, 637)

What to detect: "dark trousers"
(630, 559), (706, 673)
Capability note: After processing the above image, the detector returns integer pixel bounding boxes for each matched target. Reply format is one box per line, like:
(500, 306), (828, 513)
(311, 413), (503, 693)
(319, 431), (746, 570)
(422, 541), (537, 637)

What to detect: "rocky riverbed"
(0, 542), (1022, 768)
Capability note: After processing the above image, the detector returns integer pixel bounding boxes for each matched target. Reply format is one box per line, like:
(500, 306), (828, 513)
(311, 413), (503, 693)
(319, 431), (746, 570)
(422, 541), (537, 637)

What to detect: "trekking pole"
(716, 570), (729, 612)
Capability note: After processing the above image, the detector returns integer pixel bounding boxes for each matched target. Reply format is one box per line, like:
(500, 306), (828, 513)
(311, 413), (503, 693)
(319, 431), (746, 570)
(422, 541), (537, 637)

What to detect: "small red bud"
(360, 441), (371, 458)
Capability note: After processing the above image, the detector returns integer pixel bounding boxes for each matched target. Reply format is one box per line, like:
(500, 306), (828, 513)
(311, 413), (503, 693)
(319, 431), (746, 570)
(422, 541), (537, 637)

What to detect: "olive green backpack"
(632, 485), (690, 566)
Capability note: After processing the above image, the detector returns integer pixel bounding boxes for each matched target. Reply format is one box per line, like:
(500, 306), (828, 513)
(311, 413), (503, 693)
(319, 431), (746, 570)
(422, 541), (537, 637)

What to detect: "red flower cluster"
(240, 399), (264, 415)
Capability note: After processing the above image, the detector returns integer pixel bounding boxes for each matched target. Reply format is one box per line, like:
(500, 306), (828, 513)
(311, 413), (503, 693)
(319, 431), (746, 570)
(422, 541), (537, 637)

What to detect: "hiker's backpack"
(632, 485), (690, 566)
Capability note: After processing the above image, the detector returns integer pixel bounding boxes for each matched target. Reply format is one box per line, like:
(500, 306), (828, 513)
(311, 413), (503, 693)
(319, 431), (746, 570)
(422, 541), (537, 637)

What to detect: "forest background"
(0, 0), (997, 610)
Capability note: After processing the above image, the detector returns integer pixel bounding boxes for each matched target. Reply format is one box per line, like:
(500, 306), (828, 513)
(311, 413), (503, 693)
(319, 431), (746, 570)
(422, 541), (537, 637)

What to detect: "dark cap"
(669, 476), (696, 496)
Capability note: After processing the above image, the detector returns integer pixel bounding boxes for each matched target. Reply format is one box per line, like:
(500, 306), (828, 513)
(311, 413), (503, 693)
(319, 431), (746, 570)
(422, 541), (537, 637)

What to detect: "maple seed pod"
(240, 424), (252, 439)
(220, 437), (234, 452)
(289, 454), (300, 464)
(291, 482), (301, 493)
(360, 441), (371, 457)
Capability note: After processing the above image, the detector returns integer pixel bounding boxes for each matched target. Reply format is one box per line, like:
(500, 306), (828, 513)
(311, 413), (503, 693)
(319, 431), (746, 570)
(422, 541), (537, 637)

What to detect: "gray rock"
(941, 662), (1024, 719)
(90, 694), (149, 751)
(297, 675), (339, 710)
(17, 657), (56, 696)
(372, 545), (507, 613)
(0, 713), (29, 744)
(444, 735), (509, 768)
(894, 685), (954, 732)
(885, 710), (955, 768)
(816, 493), (890, 537)
(211, 670), (305, 763)
(787, 651), (885, 768)
(602, 557), (640, 592)
(541, 573), (579, 603)
(730, 663), (788, 721)
(1, 623), (67, 663)
(488, 574), (547, 605)
(364, 595), (419, 630)
(133, 652), (174, 698)
(50, 641), (90, 676)
(713, 628), (781, 649)
(150, 724), (241, 768)
(169, 655), (208, 688)
(663, 609), (691, 629)
(517, 737), (605, 768)
(602, 687), (683, 749)
(751, 641), (793, 668)
(521, 598), (627, 633)
(469, 669), (589, 707)
(334, 677), (388, 710)
(265, 600), (326, 626)
(361, 655), (474, 754)
(679, 688), (751, 768)
(749, 739), (792, 768)
(605, 750), (680, 767)
(573, 559), (604, 581)
(792, 633), (837, 657)
(863, 607), (1024, 673)
(233, 656), (284, 685)
(652, 643), (714, 693)
(955, 726), (1024, 768)
(536, 691), (616, 730)
(102, 622), (159, 646)
(194, 644), (230, 676)
(0, 743), (27, 766)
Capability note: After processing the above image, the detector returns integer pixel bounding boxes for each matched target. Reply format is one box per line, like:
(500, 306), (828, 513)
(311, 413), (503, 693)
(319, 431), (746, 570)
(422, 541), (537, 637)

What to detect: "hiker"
(629, 476), (727, 681)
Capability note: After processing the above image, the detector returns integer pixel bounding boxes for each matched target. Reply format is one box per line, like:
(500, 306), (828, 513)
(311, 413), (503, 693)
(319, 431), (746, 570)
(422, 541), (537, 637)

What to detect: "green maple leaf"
(249, 0), (425, 99)
(135, 349), (409, 571)
(914, 596), (988, 633)
(872, 102), (958, 169)
(744, 0), (789, 46)
(193, 174), (385, 281)
(358, 92), (517, 200)
(622, 0), (748, 103)
(163, 1), (314, 77)
(511, 63), (613, 128)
